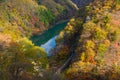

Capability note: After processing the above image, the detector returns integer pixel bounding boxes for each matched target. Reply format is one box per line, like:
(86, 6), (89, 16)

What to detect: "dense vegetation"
(0, 38), (48, 80)
(0, 0), (77, 80)
(53, 0), (120, 80)
(1, 0), (120, 80)
(0, 0), (56, 78)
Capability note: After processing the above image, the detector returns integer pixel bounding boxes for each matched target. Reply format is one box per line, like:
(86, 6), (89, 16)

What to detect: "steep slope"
(0, 0), (79, 47)
(36, 0), (79, 21)
(52, 0), (120, 80)
(0, 1), (49, 79)
(0, 0), (80, 80)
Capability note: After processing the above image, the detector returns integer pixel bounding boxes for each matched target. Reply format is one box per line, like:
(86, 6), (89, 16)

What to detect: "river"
(31, 22), (67, 56)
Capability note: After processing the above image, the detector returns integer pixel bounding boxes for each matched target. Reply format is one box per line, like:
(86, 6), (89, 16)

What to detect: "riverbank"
(50, 19), (69, 28)
(33, 19), (69, 36)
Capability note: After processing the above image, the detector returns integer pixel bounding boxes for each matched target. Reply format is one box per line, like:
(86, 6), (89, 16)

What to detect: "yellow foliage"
(39, 5), (47, 10)
(65, 23), (73, 31)
(59, 31), (64, 38)
(80, 52), (86, 61)
(104, 39), (110, 47)
(86, 48), (95, 62)
(70, 18), (75, 22)
(85, 40), (95, 49)
(83, 21), (96, 32)
(93, 27), (107, 40)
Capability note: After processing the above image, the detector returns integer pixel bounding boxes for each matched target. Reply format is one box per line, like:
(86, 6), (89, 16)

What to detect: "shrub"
(97, 43), (108, 57)
(85, 40), (95, 49)
(93, 27), (107, 40)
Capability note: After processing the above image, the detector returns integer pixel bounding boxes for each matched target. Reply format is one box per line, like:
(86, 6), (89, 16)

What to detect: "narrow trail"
(52, 28), (83, 80)
(55, 52), (74, 75)
(52, 51), (74, 80)
(52, 22), (83, 79)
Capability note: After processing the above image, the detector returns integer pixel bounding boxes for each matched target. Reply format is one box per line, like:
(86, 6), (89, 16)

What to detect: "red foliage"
(31, 15), (38, 25)
(114, 42), (119, 48)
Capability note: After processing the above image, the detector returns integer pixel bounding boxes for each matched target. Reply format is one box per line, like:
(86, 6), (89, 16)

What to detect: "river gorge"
(31, 21), (68, 56)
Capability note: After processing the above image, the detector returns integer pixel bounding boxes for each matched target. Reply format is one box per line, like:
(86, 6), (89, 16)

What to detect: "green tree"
(38, 6), (55, 26)
(0, 38), (48, 80)
(97, 43), (108, 57)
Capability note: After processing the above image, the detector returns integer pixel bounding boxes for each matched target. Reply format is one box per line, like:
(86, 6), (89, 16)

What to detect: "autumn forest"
(0, 0), (120, 80)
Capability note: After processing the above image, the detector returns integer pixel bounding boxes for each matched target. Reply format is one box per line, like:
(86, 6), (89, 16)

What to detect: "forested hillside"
(1, 0), (120, 80)
(0, 0), (77, 80)
(52, 0), (120, 80)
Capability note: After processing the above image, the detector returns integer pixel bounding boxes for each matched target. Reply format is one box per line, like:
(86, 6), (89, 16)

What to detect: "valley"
(0, 0), (120, 80)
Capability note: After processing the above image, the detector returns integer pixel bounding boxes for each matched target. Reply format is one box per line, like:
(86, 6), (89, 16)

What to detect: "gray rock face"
(71, 0), (93, 7)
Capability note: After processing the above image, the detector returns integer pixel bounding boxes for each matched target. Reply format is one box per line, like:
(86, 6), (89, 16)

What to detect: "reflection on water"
(31, 22), (67, 55)
(41, 36), (57, 56)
